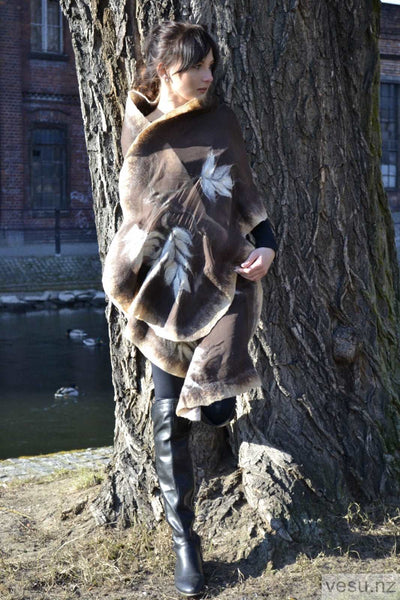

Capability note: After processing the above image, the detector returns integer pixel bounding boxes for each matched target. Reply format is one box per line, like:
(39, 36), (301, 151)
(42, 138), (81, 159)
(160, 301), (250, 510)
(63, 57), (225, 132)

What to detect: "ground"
(1, 467), (400, 600)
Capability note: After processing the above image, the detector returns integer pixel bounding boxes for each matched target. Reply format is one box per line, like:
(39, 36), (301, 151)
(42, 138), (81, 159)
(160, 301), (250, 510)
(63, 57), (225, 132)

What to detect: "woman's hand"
(234, 247), (275, 281)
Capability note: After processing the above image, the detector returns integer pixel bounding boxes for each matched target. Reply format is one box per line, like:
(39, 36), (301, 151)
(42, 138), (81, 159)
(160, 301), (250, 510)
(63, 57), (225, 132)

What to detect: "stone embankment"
(0, 446), (113, 482)
(0, 244), (102, 294)
(0, 289), (106, 312)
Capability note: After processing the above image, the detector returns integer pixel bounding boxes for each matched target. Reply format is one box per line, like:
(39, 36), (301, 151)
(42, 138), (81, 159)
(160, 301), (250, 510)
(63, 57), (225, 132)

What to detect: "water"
(0, 308), (115, 459)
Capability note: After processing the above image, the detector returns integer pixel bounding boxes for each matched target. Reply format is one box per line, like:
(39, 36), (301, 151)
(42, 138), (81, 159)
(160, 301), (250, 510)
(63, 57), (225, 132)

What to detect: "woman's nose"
(202, 69), (213, 83)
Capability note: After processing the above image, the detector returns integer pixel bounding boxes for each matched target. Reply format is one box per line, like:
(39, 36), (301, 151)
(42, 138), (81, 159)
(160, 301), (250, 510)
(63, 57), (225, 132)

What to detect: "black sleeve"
(250, 218), (278, 252)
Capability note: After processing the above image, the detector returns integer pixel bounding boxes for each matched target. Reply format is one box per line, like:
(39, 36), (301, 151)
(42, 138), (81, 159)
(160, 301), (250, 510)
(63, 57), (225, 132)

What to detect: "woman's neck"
(156, 87), (187, 115)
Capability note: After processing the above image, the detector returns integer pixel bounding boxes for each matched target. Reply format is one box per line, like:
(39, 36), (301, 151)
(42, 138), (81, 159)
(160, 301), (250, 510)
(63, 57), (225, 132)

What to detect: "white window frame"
(31, 0), (63, 54)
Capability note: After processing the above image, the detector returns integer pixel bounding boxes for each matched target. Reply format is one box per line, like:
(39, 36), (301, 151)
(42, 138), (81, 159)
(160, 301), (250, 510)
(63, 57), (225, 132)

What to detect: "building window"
(31, 128), (67, 210)
(380, 83), (398, 190)
(31, 0), (63, 54)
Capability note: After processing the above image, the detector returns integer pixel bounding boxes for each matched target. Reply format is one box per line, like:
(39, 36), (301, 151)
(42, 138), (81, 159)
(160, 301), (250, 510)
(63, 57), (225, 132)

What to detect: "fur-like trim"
(125, 90), (217, 154)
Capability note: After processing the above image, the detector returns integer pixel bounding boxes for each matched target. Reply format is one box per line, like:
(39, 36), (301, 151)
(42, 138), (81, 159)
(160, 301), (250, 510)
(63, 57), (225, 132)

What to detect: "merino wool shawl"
(102, 90), (268, 420)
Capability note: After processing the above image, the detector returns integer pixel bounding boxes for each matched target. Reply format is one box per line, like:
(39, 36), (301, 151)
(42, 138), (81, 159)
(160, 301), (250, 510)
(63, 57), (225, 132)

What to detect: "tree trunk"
(60, 0), (400, 568)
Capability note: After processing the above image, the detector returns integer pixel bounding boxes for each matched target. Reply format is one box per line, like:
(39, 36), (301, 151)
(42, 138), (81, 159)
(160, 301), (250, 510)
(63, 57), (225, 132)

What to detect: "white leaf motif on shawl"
(177, 341), (196, 362)
(142, 230), (165, 262)
(200, 150), (233, 202)
(161, 227), (193, 298)
(121, 224), (147, 262)
(165, 339), (196, 363)
(122, 227), (165, 265)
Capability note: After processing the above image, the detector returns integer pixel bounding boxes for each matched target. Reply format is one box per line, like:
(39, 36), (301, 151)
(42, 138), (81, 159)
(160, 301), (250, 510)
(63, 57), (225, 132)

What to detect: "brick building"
(380, 2), (400, 210)
(0, 2), (399, 252)
(0, 0), (93, 248)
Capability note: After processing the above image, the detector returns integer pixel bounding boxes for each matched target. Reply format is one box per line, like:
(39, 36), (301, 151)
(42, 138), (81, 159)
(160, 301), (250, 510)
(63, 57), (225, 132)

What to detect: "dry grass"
(0, 468), (400, 599)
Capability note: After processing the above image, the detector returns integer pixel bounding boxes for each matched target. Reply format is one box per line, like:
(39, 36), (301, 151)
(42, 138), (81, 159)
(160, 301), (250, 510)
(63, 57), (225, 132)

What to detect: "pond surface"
(0, 308), (115, 459)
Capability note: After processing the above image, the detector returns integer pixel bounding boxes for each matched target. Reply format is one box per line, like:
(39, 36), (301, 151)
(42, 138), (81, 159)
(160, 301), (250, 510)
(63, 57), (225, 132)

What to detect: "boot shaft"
(151, 398), (195, 540)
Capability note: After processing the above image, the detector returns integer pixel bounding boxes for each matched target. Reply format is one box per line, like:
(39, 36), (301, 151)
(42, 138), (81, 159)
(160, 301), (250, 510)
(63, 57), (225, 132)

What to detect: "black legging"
(151, 363), (235, 427)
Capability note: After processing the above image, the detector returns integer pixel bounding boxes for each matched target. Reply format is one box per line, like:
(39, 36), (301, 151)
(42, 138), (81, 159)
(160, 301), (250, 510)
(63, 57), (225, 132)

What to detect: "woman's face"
(166, 49), (214, 103)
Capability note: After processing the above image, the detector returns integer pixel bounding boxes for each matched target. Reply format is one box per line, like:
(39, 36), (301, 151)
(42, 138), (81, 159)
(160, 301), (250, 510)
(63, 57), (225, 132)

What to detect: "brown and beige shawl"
(103, 90), (268, 420)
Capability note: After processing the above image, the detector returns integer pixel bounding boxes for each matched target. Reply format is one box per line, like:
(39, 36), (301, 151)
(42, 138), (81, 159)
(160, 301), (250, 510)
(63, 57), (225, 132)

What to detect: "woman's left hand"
(234, 247), (276, 281)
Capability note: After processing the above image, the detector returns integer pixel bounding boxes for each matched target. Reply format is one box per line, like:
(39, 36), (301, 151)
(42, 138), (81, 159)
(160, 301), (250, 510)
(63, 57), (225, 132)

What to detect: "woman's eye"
(192, 62), (213, 71)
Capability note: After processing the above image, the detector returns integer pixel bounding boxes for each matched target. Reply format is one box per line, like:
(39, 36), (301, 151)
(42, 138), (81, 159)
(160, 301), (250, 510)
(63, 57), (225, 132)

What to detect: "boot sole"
(176, 587), (205, 597)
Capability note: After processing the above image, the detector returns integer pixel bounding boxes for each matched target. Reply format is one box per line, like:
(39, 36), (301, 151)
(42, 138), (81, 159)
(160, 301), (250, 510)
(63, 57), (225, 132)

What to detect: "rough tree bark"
(60, 0), (400, 568)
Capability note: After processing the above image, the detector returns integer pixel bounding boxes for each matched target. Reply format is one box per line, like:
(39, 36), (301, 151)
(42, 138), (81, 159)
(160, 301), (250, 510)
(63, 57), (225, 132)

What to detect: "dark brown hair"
(135, 21), (219, 102)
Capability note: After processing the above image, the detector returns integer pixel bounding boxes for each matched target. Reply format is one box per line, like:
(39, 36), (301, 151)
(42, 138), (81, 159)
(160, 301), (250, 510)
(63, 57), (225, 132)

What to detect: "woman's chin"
(191, 89), (209, 101)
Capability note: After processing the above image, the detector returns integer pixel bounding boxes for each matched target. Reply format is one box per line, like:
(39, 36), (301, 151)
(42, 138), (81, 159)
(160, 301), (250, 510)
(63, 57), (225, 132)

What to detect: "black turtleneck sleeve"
(250, 218), (278, 252)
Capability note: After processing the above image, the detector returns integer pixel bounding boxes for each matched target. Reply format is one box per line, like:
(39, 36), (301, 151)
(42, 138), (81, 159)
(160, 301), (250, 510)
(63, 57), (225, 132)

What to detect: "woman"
(103, 21), (277, 597)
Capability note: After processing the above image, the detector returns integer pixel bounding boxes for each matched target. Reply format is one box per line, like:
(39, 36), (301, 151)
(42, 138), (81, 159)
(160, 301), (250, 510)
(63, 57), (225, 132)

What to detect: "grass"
(72, 467), (105, 490)
(1, 467), (400, 599)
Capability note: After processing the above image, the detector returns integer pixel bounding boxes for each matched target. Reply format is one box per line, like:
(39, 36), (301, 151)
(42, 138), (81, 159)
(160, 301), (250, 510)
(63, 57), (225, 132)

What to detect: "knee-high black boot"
(151, 398), (205, 597)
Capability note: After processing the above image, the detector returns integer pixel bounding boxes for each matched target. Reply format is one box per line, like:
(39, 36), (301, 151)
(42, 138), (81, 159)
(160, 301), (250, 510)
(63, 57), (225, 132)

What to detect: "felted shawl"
(102, 89), (268, 420)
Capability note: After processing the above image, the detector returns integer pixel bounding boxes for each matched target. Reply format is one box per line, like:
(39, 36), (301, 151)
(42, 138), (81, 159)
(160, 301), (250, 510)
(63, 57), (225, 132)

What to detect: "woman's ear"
(157, 62), (168, 80)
